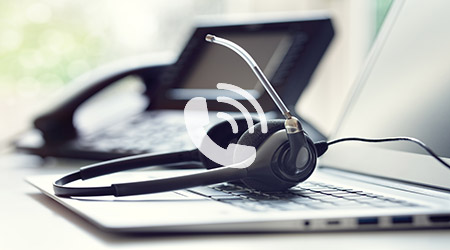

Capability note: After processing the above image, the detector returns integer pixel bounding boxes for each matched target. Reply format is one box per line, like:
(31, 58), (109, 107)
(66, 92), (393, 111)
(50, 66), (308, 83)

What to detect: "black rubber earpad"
(199, 117), (259, 169)
(236, 119), (285, 149)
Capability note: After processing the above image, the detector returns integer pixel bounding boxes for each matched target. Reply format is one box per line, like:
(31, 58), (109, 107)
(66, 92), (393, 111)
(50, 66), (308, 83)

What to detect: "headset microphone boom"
(205, 34), (316, 176)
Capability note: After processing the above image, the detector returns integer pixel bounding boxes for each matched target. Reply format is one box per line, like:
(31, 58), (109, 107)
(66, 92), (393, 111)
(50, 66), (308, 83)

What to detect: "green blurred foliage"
(0, 1), (105, 89)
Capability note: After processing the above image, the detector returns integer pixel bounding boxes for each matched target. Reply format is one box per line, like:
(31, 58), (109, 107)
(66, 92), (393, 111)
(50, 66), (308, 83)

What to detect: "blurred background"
(0, 0), (392, 148)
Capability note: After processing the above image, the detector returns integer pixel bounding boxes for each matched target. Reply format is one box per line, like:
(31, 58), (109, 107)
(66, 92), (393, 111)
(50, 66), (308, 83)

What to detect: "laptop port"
(357, 217), (378, 225)
(429, 214), (450, 223)
(392, 216), (413, 224)
(327, 220), (340, 225)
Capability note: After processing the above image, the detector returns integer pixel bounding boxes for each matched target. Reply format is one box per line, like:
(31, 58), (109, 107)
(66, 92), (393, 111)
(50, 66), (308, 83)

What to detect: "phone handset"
(184, 97), (256, 167)
(33, 58), (172, 143)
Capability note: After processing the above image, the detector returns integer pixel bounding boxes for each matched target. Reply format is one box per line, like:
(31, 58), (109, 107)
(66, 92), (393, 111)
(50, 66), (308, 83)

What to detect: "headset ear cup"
(236, 119), (316, 191)
(234, 119), (286, 189)
(236, 119), (286, 149)
(199, 117), (259, 169)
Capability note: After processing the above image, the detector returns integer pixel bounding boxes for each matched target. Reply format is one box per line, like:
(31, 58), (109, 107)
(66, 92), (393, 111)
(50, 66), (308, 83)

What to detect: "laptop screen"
(321, 0), (450, 190)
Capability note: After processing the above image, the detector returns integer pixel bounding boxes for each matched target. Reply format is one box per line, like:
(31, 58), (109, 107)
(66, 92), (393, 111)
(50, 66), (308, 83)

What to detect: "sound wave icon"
(183, 83), (268, 167)
(216, 83), (267, 134)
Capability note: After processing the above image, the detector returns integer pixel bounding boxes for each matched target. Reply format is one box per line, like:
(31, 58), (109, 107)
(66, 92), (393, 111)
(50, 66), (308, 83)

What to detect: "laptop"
(27, 0), (450, 233)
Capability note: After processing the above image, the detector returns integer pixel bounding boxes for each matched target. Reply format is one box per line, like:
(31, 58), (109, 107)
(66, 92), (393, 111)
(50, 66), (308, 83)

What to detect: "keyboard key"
(290, 197), (324, 204)
(307, 202), (339, 209)
(330, 200), (364, 206)
(242, 193), (275, 201)
(222, 200), (271, 212)
(189, 186), (235, 197)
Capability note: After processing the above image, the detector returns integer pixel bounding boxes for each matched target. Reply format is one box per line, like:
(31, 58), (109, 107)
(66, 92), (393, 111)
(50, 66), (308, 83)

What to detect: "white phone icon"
(184, 97), (256, 167)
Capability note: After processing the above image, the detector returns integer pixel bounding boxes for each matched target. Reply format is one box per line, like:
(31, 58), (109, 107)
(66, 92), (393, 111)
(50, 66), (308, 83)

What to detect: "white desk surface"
(1, 152), (449, 250)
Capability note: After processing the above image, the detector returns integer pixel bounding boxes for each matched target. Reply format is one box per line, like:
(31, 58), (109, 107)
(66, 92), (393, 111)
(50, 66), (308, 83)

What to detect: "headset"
(54, 35), (450, 197)
(54, 34), (319, 197)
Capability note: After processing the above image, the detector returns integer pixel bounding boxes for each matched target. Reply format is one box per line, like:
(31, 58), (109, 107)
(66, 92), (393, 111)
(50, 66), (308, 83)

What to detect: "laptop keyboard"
(189, 181), (419, 212)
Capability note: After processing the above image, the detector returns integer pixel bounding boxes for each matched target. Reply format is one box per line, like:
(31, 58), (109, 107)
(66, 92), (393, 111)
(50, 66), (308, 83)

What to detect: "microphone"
(205, 34), (312, 174)
(205, 34), (292, 119)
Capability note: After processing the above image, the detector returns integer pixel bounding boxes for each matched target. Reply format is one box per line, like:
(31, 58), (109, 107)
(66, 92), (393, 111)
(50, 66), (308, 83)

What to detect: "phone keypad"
(72, 111), (194, 155)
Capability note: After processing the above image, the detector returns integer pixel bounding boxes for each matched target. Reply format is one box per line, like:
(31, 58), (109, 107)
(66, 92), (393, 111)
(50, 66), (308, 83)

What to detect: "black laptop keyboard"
(189, 181), (419, 212)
